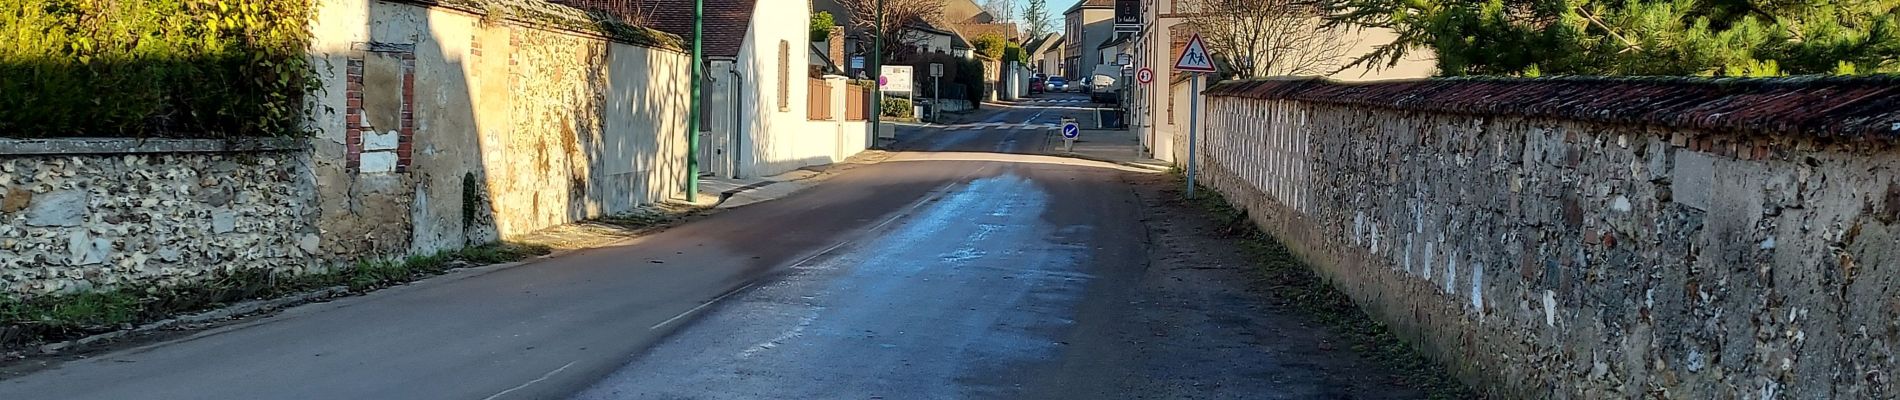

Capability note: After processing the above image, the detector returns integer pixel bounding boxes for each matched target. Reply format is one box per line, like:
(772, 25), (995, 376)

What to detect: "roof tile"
(550, 0), (757, 57)
(1204, 77), (1900, 140)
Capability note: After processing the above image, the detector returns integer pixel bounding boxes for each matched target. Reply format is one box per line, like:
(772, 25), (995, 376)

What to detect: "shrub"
(971, 33), (1006, 60)
(880, 98), (913, 118)
(809, 11), (835, 43)
(1003, 42), (1026, 64)
(0, 0), (320, 138)
(956, 57), (985, 108)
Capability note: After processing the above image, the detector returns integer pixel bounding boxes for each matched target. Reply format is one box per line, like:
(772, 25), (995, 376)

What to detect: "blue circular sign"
(1062, 123), (1080, 139)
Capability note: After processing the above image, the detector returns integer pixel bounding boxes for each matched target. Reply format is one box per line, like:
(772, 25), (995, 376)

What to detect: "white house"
(1024, 33), (1063, 75)
(641, 0), (870, 179)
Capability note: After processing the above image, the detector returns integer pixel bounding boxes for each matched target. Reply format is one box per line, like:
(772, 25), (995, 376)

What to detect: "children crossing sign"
(1174, 34), (1217, 73)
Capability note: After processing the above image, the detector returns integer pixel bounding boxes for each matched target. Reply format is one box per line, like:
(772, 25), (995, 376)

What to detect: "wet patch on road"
(574, 169), (1113, 399)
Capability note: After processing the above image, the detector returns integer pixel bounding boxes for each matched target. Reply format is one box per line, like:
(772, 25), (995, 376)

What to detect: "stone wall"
(0, 0), (691, 297)
(306, 0), (692, 259)
(1197, 78), (1900, 398)
(0, 140), (318, 295)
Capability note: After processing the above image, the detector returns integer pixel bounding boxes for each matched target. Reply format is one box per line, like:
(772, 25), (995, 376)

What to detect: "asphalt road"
(0, 93), (1437, 399)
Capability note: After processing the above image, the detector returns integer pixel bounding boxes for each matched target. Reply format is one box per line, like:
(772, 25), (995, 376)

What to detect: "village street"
(0, 94), (1437, 399)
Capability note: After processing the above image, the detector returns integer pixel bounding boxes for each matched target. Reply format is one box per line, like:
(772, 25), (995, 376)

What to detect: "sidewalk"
(689, 170), (821, 209)
(1048, 128), (1172, 172)
(681, 149), (896, 209)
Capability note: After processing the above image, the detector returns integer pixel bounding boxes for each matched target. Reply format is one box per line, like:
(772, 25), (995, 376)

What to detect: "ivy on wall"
(0, 0), (319, 138)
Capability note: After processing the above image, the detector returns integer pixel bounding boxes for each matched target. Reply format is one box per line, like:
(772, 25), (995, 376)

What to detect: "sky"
(988, 0), (1081, 32)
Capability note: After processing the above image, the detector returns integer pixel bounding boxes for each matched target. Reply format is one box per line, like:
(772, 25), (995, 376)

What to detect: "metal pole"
(870, 0), (884, 148)
(1186, 73), (1199, 197)
(686, 0), (702, 202)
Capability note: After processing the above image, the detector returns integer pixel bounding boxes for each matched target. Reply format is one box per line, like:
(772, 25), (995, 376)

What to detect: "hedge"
(880, 97), (913, 118)
(0, 0), (318, 138)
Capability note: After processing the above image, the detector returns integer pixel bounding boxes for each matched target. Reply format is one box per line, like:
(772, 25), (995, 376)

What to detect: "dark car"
(1029, 77), (1045, 94)
(1045, 77), (1069, 92)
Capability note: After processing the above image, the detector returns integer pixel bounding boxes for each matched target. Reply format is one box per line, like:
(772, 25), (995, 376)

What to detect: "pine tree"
(1322, 0), (1900, 76)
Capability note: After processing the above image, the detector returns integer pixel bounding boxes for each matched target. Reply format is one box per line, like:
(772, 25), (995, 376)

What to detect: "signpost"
(1114, 0), (1141, 33)
(1061, 117), (1080, 153)
(929, 63), (944, 121)
(879, 65), (913, 93)
(1136, 67), (1154, 85)
(1174, 34), (1216, 197)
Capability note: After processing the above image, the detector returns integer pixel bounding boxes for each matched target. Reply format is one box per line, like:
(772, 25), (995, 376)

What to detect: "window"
(778, 40), (791, 112)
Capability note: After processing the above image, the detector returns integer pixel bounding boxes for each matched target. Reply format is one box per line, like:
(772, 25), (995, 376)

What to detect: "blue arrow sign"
(1062, 123), (1080, 139)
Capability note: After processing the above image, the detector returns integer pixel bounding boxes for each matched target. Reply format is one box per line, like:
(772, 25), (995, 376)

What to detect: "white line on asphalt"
(650, 282), (758, 331)
(482, 361), (577, 400)
(644, 165), (987, 333)
(1025, 107), (1051, 126)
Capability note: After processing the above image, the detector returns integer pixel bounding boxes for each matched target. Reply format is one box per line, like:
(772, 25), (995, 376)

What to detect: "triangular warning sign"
(1174, 34), (1217, 73)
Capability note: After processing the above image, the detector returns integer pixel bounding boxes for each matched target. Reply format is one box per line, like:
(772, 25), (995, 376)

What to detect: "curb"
(1047, 152), (1174, 173)
(37, 286), (350, 354)
(30, 249), (581, 356)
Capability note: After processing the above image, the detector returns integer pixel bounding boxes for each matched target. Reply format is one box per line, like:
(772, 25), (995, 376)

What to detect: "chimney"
(829, 26), (846, 74)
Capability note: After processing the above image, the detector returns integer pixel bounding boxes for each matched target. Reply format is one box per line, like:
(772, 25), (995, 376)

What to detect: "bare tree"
(981, 0), (1017, 23)
(1181, 0), (1356, 78)
(837, 0), (946, 60)
(1023, 0), (1054, 38)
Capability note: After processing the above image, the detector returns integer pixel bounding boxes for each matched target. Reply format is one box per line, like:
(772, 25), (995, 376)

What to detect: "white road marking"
(650, 282), (758, 331)
(482, 361), (577, 400)
(645, 165), (988, 333)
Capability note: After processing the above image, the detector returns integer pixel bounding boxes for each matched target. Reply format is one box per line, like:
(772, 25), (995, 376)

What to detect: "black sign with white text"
(1115, 0), (1140, 32)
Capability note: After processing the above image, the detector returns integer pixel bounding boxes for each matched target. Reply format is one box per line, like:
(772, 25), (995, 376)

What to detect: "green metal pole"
(870, 0), (883, 148)
(687, 0), (702, 202)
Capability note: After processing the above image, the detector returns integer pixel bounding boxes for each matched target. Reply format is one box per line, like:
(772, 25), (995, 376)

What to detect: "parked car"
(1029, 77), (1045, 94)
(1045, 77), (1069, 92)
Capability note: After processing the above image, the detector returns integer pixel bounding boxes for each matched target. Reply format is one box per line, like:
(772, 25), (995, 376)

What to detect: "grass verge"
(1182, 187), (1476, 399)
(1, 242), (551, 350)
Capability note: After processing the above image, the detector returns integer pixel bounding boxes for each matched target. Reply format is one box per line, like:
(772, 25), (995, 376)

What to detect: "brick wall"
(1197, 77), (1900, 398)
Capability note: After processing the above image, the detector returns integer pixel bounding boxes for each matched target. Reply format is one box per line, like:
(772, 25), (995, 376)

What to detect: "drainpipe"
(724, 62), (744, 179)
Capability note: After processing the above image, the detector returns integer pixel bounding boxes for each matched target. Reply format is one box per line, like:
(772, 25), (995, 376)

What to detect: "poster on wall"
(1115, 0), (1140, 33)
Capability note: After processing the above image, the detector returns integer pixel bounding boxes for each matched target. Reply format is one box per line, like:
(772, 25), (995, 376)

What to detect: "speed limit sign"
(1137, 67), (1154, 84)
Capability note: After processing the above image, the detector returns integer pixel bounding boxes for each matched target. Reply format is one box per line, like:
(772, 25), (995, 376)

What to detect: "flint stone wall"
(1198, 77), (1900, 398)
(0, 140), (318, 295)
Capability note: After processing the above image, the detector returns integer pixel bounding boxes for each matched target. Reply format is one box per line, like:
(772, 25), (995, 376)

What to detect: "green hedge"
(880, 98), (913, 118)
(0, 0), (318, 138)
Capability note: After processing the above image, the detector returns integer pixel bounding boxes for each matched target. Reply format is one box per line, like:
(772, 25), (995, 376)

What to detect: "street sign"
(1137, 68), (1154, 84)
(1116, 53), (1132, 66)
(1174, 34), (1217, 73)
(880, 65), (913, 93)
(1114, 0), (1141, 33)
(1061, 117), (1080, 152)
(929, 63), (944, 78)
